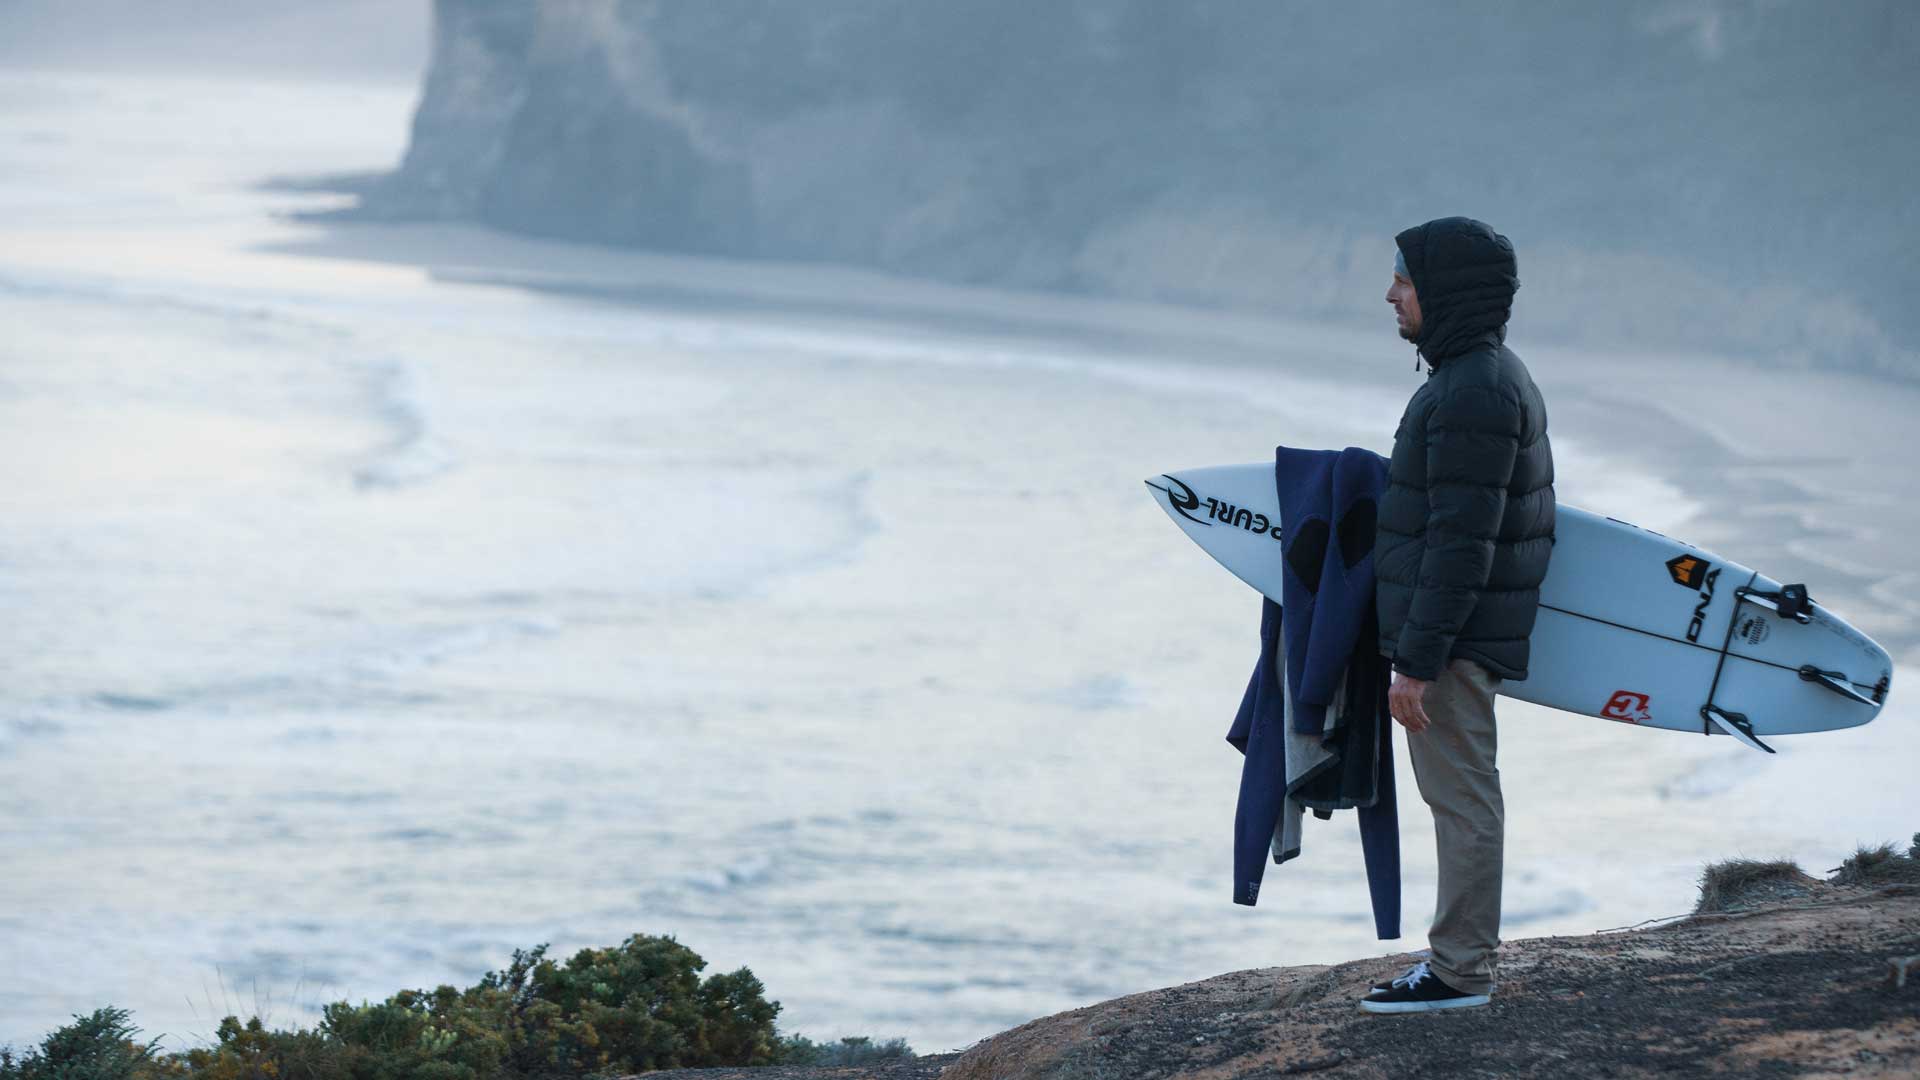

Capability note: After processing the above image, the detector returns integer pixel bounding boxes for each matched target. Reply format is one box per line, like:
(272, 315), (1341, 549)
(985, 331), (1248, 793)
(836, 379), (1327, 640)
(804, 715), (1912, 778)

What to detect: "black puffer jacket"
(1375, 217), (1555, 681)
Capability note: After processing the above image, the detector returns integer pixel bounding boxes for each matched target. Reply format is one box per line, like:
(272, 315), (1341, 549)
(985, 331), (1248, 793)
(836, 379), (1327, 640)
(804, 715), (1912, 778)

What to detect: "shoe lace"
(1393, 960), (1431, 989)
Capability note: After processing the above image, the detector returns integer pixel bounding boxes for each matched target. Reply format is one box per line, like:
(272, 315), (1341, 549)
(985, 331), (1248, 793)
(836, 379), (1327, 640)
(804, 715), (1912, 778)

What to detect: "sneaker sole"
(1358, 994), (1491, 1014)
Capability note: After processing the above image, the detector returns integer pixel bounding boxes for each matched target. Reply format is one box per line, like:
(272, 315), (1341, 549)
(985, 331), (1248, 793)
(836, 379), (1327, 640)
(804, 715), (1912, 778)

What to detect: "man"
(1359, 217), (1555, 1014)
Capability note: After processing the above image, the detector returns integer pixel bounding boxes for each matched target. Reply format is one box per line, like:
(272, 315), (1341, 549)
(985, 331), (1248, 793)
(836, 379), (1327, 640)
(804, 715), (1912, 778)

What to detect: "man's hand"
(1389, 672), (1432, 734)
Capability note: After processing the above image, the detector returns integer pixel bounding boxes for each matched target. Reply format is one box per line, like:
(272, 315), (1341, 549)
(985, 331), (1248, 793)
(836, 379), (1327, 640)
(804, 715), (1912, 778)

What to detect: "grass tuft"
(1828, 840), (1920, 887)
(1693, 857), (1810, 914)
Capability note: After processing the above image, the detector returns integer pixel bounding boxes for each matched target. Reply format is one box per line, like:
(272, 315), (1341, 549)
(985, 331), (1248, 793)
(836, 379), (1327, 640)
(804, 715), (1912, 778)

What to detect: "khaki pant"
(1406, 657), (1504, 995)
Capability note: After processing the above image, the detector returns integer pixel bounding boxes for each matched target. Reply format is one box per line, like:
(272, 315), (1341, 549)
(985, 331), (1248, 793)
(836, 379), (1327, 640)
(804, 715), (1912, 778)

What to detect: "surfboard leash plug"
(1736, 583), (1814, 624)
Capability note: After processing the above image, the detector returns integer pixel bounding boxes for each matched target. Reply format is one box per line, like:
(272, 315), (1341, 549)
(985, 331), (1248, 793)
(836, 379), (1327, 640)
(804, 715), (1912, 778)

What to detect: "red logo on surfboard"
(1602, 690), (1652, 724)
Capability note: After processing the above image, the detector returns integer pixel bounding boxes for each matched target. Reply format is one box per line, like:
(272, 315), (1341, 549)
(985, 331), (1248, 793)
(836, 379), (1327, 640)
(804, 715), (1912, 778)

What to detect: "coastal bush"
(159, 1015), (356, 1080)
(1, 935), (906, 1080)
(454, 937), (782, 1076)
(0, 1007), (163, 1080)
(319, 989), (504, 1080)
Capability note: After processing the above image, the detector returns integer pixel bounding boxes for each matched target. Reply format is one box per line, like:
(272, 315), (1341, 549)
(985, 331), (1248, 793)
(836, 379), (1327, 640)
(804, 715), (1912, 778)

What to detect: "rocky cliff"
(351, 1), (1920, 376)
(636, 876), (1920, 1079)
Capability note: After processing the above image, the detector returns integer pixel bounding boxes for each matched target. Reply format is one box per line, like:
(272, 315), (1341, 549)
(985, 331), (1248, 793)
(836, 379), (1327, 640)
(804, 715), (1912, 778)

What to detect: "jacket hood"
(1395, 217), (1518, 367)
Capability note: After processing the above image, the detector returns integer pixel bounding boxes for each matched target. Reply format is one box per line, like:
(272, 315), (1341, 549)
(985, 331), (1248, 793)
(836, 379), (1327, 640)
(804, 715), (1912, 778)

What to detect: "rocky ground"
(636, 1058), (955, 1080)
(639, 872), (1919, 1080)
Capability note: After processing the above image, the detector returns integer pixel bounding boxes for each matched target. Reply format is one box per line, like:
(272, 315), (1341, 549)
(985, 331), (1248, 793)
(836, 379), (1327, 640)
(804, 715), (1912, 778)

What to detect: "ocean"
(2, 70), (1914, 1055)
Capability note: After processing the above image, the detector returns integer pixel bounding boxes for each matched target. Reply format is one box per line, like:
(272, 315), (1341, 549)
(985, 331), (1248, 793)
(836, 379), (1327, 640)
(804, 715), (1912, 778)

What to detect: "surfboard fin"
(1797, 665), (1877, 706)
(1701, 705), (1775, 754)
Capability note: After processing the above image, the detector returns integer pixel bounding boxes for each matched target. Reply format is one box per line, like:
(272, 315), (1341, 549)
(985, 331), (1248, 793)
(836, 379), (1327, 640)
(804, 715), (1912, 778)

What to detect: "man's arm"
(1393, 385), (1523, 681)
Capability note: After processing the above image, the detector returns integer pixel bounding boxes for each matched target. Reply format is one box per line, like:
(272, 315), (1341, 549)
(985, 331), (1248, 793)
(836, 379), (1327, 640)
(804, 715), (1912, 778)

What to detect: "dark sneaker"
(1359, 960), (1490, 1013)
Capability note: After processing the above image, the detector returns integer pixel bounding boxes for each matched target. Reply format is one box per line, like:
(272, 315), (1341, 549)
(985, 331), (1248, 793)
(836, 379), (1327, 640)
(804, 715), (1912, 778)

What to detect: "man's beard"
(1397, 321), (1420, 343)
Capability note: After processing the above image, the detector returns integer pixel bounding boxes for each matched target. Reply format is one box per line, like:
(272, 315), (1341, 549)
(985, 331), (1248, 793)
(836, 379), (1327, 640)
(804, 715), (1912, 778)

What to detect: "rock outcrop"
(639, 881), (1920, 1079)
(348, 1), (1920, 375)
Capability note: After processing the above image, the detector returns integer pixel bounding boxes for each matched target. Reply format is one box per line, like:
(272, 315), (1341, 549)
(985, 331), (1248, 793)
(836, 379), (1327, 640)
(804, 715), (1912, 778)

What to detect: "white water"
(1, 71), (1914, 1056)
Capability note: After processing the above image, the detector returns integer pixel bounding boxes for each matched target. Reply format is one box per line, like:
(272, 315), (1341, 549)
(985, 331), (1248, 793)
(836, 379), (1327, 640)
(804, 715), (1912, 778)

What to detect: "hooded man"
(1360, 217), (1556, 1014)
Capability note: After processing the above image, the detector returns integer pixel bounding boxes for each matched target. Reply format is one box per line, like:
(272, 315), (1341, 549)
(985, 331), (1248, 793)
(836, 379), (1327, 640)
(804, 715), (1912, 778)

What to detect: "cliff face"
(361, 0), (1920, 376)
(631, 880), (1920, 1080)
(933, 884), (1920, 1079)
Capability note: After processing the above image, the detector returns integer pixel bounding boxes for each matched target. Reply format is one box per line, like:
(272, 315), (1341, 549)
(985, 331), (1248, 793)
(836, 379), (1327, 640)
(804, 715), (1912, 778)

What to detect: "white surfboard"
(1146, 463), (1892, 752)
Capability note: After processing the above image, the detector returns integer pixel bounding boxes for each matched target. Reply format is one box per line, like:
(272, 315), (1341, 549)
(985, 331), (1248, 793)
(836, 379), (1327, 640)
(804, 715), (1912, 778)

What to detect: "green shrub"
(0, 1007), (162, 1080)
(277, 935), (785, 1080)
(318, 987), (504, 1080)
(160, 1014), (348, 1080)
(6, 934), (880, 1080)
(453, 936), (781, 1077)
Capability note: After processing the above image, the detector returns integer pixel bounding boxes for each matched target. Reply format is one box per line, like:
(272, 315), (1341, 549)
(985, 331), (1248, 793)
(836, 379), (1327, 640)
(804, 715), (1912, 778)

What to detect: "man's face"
(1386, 271), (1422, 342)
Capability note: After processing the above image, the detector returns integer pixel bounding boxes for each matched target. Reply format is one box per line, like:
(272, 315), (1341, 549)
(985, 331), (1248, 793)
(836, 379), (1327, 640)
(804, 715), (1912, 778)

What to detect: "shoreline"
(257, 215), (1920, 665)
(249, 219), (1409, 393)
